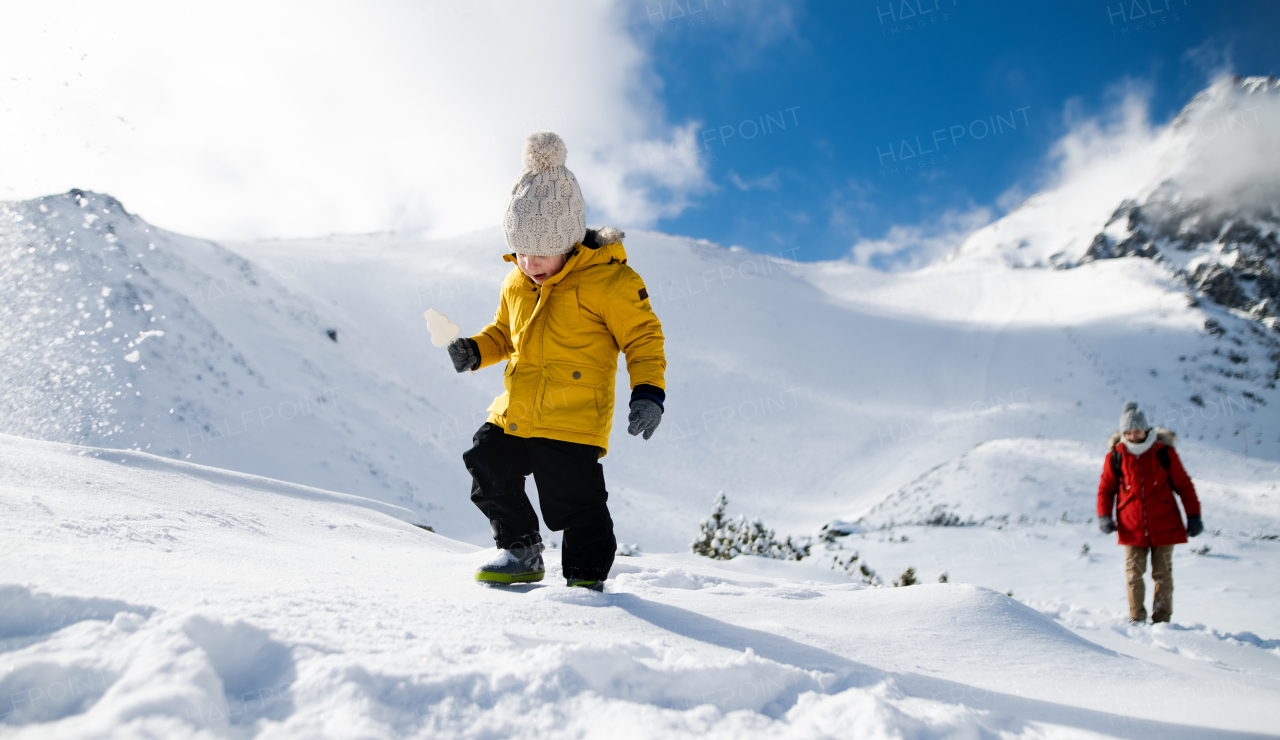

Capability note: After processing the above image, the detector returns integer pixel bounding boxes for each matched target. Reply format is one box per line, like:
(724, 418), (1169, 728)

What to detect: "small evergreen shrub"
(830, 551), (879, 585)
(924, 506), (964, 527)
(893, 566), (918, 587)
(691, 492), (811, 561)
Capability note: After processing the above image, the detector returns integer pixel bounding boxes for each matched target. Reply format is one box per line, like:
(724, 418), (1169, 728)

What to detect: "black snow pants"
(463, 422), (616, 582)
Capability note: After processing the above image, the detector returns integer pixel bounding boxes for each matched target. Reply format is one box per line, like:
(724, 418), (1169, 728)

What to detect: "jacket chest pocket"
(509, 287), (539, 336)
(555, 286), (580, 329)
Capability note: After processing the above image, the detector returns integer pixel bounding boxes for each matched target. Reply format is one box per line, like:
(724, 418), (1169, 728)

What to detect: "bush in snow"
(831, 550), (879, 585)
(691, 491), (811, 561)
(924, 506), (965, 527)
(893, 566), (918, 587)
(616, 543), (641, 557)
(818, 522), (861, 542)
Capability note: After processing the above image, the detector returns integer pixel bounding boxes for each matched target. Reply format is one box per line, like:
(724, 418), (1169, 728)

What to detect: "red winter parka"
(1097, 429), (1201, 547)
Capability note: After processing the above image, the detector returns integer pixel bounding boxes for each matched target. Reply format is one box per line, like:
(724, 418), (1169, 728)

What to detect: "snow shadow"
(0, 584), (153, 646)
(0, 585), (152, 725)
(1220, 630), (1280, 650)
(181, 616), (297, 727)
(891, 670), (1278, 740)
(610, 594), (1272, 739)
(609, 593), (869, 676)
(0, 660), (116, 725)
(82, 447), (423, 528)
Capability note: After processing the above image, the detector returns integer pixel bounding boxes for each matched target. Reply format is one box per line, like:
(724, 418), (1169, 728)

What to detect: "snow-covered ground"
(2, 433), (1277, 739)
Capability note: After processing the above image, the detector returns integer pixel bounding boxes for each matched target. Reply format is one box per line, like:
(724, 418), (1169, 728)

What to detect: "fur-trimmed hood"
(582, 227), (624, 249)
(1107, 427), (1176, 452)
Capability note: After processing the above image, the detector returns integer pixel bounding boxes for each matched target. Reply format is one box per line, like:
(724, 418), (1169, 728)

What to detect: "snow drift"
(2, 433), (1276, 738)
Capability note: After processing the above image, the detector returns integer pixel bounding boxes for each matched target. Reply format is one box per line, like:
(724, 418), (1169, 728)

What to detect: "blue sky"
(632, 0), (1280, 266)
(1, 1), (1277, 269)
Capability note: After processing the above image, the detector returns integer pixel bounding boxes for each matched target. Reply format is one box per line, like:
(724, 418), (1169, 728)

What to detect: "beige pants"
(1125, 545), (1174, 622)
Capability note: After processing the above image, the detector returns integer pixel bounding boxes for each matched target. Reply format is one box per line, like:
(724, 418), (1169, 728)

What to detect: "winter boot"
(475, 543), (545, 585)
(566, 579), (604, 592)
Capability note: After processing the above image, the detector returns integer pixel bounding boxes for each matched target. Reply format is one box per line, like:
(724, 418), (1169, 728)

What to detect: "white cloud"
(1011, 73), (1280, 224)
(728, 170), (781, 191)
(947, 73), (1280, 268)
(848, 206), (994, 272)
(837, 81), (1167, 272)
(627, 0), (803, 67)
(1041, 78), (1163, 195)
(1167, 77), (1280, 210)
(0, 1), (708, 240)
(1000, 72), (1280, 221)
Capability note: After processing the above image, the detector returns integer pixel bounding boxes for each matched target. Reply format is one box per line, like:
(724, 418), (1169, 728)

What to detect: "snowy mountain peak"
(1171, 75), (1280, 132)
(952, 76), (1280, 336)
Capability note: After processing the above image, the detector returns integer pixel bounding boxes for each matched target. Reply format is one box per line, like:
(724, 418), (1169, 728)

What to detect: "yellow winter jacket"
(470, 231), (665, 456)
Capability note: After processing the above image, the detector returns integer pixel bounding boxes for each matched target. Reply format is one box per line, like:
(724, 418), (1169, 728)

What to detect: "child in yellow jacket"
(447, 131), (666, 591)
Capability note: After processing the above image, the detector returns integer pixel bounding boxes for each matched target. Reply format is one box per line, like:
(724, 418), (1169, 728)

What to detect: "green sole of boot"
(567, 580), (604, 592)
(475, 570), (545, 584)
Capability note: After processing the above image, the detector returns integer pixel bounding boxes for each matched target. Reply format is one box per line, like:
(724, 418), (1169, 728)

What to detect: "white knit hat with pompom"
(503, 131), (587, 256)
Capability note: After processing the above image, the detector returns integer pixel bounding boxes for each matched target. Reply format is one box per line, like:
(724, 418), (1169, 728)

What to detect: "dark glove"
(627, 398), (662, 440)
(447, 338), (479, 373)
(1186, 515), (1203, 538)
(1099, 515), (1117, 535)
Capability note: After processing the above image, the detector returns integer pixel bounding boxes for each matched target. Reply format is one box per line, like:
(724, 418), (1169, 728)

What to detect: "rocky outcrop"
(1080, 190), (1280, 328)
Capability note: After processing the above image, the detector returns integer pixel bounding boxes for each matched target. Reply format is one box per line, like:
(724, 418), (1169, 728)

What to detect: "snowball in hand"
(424, 309), (461, 347)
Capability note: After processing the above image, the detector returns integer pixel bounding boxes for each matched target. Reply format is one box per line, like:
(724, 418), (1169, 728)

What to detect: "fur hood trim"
(582, 227), (624, 249)
(1107, 427), (1176, 452)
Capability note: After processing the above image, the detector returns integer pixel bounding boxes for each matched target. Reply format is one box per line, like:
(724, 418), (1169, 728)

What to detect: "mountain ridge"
(955, 76), (1280, 338)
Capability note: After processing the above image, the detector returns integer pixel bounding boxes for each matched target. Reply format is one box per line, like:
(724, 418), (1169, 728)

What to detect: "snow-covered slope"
(2, 433), (1277, 738)
(853, 436), (1280, 536)
(3, 190), (1279, 552)
(816, 433), (1280, 642)
(0, 190), (463, 526)
(226, 221), (1280, 551)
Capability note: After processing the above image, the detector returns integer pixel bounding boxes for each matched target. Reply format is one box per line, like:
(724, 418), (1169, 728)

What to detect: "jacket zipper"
(1138, 454), (1150, 543)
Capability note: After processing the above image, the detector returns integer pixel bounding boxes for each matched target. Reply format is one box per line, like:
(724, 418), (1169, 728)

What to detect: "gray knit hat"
(502, 131), (586, 256)
(1119, 402), (1150, 433)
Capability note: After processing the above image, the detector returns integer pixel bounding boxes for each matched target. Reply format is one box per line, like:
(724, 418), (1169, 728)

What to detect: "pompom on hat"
(503, 131), (586, 256)
(1119, 402), (1150, 433)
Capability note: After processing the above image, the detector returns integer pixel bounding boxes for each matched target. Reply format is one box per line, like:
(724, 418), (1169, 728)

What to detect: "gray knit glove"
(1099, 515), (1116, 535)
(627, 398), (662, 440)
(447, 338), (479, 373)
(1186, 515), (1203, 538)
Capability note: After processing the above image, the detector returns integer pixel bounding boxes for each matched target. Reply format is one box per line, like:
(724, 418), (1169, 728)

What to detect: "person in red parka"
(1097, 402), (1204, 623)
